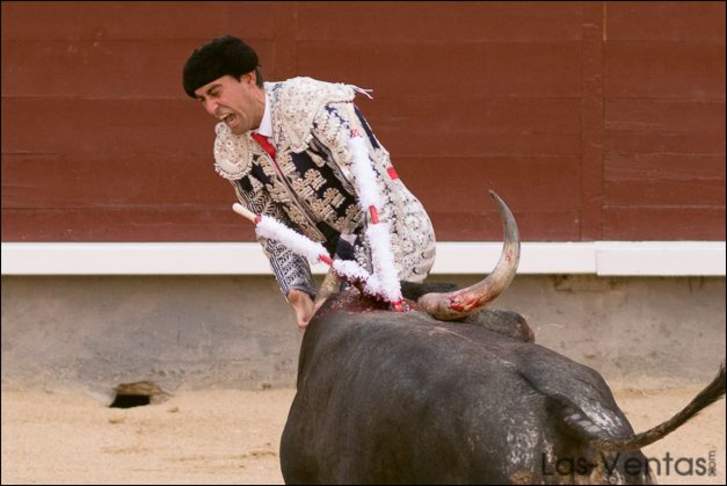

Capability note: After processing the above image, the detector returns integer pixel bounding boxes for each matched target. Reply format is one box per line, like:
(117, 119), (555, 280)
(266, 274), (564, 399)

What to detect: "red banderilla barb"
(369, 205), (379, 224)
(391, 300), (408, 312)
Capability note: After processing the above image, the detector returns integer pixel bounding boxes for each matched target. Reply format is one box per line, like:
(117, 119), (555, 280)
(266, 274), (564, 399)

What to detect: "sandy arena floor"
(2, 383), (725, 484)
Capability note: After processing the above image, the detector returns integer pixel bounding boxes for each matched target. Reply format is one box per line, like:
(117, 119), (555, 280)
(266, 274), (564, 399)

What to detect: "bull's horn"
(418, 190), (520, 320)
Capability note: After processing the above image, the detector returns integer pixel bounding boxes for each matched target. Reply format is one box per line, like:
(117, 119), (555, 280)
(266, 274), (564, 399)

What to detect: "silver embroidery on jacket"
(213, 77), (436, 297)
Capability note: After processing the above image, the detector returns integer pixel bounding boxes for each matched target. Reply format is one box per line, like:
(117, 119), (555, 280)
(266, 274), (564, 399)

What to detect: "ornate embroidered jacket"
(213, 77), (436, 299)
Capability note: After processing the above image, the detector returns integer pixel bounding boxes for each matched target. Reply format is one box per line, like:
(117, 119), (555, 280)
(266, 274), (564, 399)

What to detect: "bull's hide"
(280, 293), (654, 485)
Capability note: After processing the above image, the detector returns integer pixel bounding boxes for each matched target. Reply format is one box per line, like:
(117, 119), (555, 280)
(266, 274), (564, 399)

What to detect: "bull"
(280, 191), (725, 484)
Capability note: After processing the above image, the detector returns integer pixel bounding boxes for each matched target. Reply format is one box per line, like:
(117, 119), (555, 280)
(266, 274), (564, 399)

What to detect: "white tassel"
(234, 204), (394, 300)
(365, 223), (402, 302)
(256, 215), (329, 265)
(364, 274), (382, 298)
(347, 134), (403, 304)
(236, 205), (403, 304)
(352, 85), (374, 100)
(348, 137), (383, 210)
(240, 131), (405, 307)
(332, 259), (370, 283)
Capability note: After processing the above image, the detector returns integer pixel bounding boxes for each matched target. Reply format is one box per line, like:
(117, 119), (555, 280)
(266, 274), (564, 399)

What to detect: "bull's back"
(281, 308), (650, 484)
(282, 310), (558, 483)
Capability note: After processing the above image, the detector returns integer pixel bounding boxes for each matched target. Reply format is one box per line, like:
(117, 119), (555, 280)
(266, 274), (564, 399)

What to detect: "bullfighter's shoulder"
(270, 77), (359, 152)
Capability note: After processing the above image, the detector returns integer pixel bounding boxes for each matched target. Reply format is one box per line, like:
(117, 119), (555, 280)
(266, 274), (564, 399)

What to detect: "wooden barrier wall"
(2, 2), (724, 241)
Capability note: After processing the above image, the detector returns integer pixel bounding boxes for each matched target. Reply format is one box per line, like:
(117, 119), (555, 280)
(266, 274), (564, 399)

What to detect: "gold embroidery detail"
(303, 169), (326, 191)
(325, 187), (346, 209)
(265, 181), (292, 205)
(220, 77), (437, 286)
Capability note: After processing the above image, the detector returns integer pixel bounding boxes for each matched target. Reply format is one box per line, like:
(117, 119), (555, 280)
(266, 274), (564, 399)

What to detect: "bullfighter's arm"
(310, 101), (386, 183)
(309, 101), (394, 259)
(230, 178), (317, 301)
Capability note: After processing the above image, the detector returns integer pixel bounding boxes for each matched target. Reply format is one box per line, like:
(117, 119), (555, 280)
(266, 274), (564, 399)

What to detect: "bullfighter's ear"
(240, 71), (256, 85)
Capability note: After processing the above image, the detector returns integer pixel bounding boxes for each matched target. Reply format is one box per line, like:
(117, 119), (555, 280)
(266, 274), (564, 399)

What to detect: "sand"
(2, 383), (724, 484)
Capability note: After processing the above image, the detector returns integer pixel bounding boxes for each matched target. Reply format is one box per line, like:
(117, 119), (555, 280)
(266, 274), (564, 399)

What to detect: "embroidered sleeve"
(230, 179), (316, 300)
(311, 101), (390, 212)
(310, 102), (355, 172)
(310, 100), (390, 173)
(310, 100), (437, 285)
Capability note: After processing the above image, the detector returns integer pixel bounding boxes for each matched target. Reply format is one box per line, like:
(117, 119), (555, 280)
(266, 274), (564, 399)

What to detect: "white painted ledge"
(1, 241), (724, 276)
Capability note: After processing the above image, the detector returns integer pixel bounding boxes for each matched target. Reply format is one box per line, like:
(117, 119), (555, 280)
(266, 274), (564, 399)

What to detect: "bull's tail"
(592, 362), (725, 452)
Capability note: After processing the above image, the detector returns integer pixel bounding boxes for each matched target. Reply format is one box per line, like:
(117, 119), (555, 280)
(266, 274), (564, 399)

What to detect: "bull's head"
(317, 190), (521, 321)
(416, 190), (520, 320)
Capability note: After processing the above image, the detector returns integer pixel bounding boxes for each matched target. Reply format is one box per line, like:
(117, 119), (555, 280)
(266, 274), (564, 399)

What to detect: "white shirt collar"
(254, 88), (273, 138)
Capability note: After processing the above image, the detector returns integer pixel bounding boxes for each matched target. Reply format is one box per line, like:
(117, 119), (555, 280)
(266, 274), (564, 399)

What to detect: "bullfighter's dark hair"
(182, 35), (264, 98)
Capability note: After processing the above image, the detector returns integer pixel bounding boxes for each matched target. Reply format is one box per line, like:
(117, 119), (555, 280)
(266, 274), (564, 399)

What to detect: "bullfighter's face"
(194, 72), (264, 135)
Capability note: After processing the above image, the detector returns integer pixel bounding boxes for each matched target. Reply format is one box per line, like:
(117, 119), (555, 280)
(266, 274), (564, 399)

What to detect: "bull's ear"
(400, 281), (458, 301)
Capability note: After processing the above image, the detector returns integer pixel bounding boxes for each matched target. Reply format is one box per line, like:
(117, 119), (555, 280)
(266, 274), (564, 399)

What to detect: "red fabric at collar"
(251, 132), (277, 160)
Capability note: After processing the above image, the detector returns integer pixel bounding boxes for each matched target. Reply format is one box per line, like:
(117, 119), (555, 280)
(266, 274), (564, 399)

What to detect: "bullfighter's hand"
(287, 289), (315, 331)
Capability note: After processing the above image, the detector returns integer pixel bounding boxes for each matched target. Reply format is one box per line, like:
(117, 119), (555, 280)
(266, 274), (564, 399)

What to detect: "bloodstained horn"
(417, 190), (520, 320)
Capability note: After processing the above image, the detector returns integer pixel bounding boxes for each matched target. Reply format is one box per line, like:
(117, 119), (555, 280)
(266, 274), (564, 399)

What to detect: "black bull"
(280, 192), (725, 484)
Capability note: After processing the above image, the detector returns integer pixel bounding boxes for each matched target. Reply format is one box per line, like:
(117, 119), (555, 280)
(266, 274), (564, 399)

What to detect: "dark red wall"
(2, 2), (724, 242)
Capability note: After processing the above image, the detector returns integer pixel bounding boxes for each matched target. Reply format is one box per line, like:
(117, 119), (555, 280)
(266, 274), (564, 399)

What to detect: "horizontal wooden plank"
(1, 2), (85, 41)
(604, 143), (725, 207)
(606, 129), (725, 156)
(296, 3), (584, 42)
(362, 96), (581, 157)
(1, 152), (581, 212)
(1, 2), (277, 40)
(379, 128), (580, 159)
(606, 2), (725, 43)
(1, 152), (231, 209)
(8, 187), (723, 242)
(8, 192), (724, 242)
(606, 98), (725, 134)
(605, 153), (725, 180)
(395, 156), (582, 213)
(603, 206), (725, 240)
(1, 98), (214, 157)
(1, 207), (257, 242)
(365, 96), (581, 133)
(1, 206), (581, 242)
(0, 39), (276, 99)
(606, 98), (725, 154)
(425, 209), (581, 241)
(605, 42), (725, 99)
(2, 96), (582, 161)
(297, 41), (582, 98)
(86, 3), (276, 41)
(604, 178), (725, 207)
